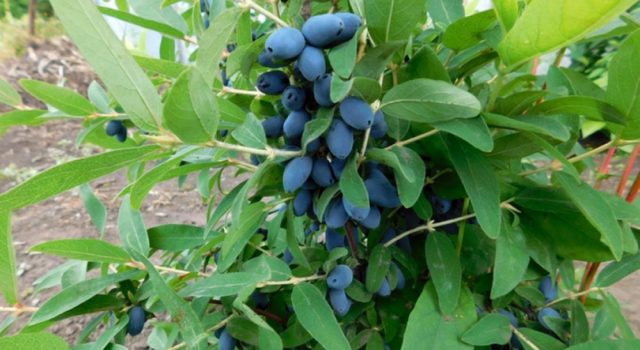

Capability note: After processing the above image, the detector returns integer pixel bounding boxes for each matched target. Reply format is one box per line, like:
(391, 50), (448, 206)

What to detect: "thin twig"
(385, 129), (440, 150)
(512, 326), (541, 350)
(239, 0), (288, 27)
(218, 86), (265, 97)
(168, 315), (233, 350)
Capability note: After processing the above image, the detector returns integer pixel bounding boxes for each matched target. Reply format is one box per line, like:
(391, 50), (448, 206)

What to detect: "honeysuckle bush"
(1, 0), (640, 349)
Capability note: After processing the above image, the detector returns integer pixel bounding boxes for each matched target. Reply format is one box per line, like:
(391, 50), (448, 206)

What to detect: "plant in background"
(0, 0), (640, 349)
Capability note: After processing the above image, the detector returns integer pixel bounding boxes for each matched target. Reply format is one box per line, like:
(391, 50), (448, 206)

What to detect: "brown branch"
(344, 221), (360, 262)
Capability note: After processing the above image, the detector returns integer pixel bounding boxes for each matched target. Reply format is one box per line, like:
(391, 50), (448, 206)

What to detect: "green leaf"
(607, 30), (640, 139)
(365, 245), (392, 293)
(366, 148), (414, 182)
(163, 67), (219, 144)
(596, 253), (640, 287)
(528, 96), (627, 125)
(571, 300), (590, 345)
(30, 270), (142, 325)
(491, 220), (529, 299)
(426, 232), (461, 315)
(301, 107), (333, 150)
(0, 77), (21, 107)
(353, 41), (404, 79)
(79, 184), (107, 236)
(129, 0), (187, 33)
(328, 28), (359, 78)
(218, 202), (266, 272)
(404, 46), (451, 83)
(516, 328), (566, 350)
(50, 0), (163, 130)
(602, 291), (636, 339)
(547, 66), (605, 99)
(432, 117), (494, 152)
(443, 135), (501, 238)
(364, 0), (426, 44)
(498, 0), (637, 67)
(443, 11), (497, 51)
(179, 272), (263, 298)
(118, 196), (151, 257)
(130, 147), (197, 209)
(0, 211), (17, 305)
(131, 253), (207, 350)
(566, 340), (640, 350)
(315, 184), (340, 221)
(0, 110), (46, 135)
(390, 146), (426, 207)
(243, 255), (292, 282)
(0, 333), (69, 350)
(148, 224), (209, 252)
(553, 172), (624, 260)
(30, 239), (130, 263)
(231, 113), (267, 149)
(98, 6), (186, 39)
(381, 79), (482, 123)
(402, 283), (476, 350)
(493, 0), (518, 31)
(19, 80), (97, 116)
(196, 7), (245, 86)
(429, 0), (464, 30)
(0, 146), (160, 210)
(461, 314), (512, 346)
(483, 112), (570, 141)
(93, 314), (128, 350)
(339, 156), (369, 209)
(133, 55), (187, 78)
(291, 283), (351, 350)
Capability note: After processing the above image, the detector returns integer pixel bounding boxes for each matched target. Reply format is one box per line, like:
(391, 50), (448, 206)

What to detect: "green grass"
(0, 15), (64, 60)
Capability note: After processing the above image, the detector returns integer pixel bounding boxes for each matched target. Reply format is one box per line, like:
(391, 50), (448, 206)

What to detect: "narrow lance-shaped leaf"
(0, 145), (160, 210)
(498, 0), (637, 67)
(163, 67), (219, 144)
(19, 80), (97, 116)
(231, 113), (267, 149)
(218, 202), (267, 272)
(131, 252), (207, 349)
(491, 220), (529, 299)
(443, 135), (501, 238)
(30, 270), (143, 325)
(79, 184), (107, 236)
(595, 252), (640, 287)
(93, 314), (128, 350)
(196, 7), (245, 86)
(291, 283), (351, 350)
(366, 244), (392, 293)
(179, 272), (263, 298)
(553, 172), (624, 260)
(390, 146), (426, 207)
(30, 239), (131, 264)
(118, 196), (151, 257)
(428, 0), (464, 29)
(0, 77), (22, 107)
(0, 211), (17, 305)
(426, 232), (462, 315)
(0, 333), (70, 350)
(50, 0), (163, 130)
(606, 30), (640, 139)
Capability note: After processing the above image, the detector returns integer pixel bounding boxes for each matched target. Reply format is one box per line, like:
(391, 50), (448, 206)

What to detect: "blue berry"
(371, 110), (388, 139)
(265, 27), (306, 60)
(262, 116), (285, 138)
(281, 86), (306, 111)
(313, 73), (333, 107)
(325, 198), (349, 229)
(327, 264), (353, 289)
(377, 278), (391, 297)
(340, 96), (374, 130)
(326, 228), (345, 250)
(538, 307), (562, 330)
(297, 46), (326, 81)
(326, 119), (354, 159)
(127, 306), (146, 336)
(293, 190), (313, 217)
(257, 71), (290, 95)
(302, 14), (345, 48)
(329, 288), (352, 317)
(311, 157), (336, 188)
(283, 156), (313, 193)
(357, 206), (381, 229)
(343, 197), (370, 221)
(284, 110), (310, 138)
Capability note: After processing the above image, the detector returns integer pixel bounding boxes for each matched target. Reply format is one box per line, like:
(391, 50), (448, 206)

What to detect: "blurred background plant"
(0, 0), (62, 60)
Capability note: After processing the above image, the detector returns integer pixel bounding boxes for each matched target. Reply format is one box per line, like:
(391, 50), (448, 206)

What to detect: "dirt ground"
(0, 38), (638, 348)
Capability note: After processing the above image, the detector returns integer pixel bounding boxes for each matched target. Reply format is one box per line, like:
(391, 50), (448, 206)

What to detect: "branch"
(218, 86), (265, 97)
(256, 274), (324, 288)
(240, 0), (288, 27)
(168, 315), (233, 350)
(385, 129), (440, 150)
(512, 326), (541, 350)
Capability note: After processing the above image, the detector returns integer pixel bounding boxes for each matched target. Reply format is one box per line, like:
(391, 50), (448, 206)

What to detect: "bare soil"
(0, 37), (638, 348)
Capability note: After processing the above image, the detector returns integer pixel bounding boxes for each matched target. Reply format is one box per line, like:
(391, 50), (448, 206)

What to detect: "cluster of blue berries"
(105, 120), (127, 143)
